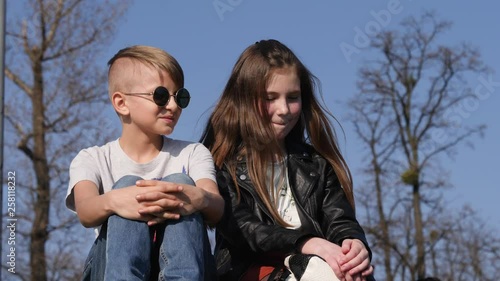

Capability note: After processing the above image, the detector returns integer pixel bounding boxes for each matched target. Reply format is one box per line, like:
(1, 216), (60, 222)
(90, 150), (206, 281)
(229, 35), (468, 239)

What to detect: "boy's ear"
(111, 92), (130, 116)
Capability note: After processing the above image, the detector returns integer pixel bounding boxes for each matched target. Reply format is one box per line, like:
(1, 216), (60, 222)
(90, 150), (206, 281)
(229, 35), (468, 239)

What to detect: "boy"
(66, 45), (223, 280)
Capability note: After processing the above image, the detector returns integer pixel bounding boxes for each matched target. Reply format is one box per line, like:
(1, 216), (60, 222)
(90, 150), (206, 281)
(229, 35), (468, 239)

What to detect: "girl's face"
(265, 68), (302, 146)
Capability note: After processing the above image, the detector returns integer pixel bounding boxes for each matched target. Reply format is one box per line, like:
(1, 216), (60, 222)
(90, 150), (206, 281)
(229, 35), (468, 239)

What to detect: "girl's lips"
(273, 121), (287, 126)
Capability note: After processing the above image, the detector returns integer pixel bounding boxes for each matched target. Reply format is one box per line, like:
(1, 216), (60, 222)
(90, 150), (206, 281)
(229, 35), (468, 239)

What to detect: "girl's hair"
(201, 39), (354, 225)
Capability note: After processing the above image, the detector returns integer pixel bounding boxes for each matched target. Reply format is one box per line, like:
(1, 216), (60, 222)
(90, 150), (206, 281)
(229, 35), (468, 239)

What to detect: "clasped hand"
(300, 237), (374, 281)
(113, 180), (206, 226)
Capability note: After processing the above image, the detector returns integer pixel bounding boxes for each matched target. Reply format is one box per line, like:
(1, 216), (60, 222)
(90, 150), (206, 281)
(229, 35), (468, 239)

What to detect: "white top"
(270, 159), (302, 229)
(66, 136), (216, 212)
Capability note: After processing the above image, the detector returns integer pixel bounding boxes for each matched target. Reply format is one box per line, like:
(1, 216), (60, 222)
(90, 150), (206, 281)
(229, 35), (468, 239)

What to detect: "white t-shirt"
(65, 136), (216, 212)
(269, 160), (302, 229)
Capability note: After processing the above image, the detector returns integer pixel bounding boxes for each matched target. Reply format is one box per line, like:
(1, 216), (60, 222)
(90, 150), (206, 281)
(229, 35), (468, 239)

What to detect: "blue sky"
(5, 0), (498, 231)
(98, 0), (499, 229)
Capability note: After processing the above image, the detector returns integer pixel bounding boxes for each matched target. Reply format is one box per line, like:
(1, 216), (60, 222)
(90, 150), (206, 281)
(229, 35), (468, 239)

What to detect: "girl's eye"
(288, 95), (300, 100)
(266, 95), (276, 101)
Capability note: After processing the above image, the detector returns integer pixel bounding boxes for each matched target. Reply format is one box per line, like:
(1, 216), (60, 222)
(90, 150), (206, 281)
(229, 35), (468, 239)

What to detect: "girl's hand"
(300, 237), (373, 281)
(299, 237), (346, 279)
(339, 239), (372, 277)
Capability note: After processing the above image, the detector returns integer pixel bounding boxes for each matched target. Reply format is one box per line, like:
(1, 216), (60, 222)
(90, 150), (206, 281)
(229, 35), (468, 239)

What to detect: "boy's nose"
(165, 96), (178, 110)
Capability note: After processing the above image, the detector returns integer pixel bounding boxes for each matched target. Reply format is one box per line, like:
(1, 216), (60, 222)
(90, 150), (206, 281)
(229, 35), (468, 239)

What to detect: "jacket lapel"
(287, 151), (318, 207)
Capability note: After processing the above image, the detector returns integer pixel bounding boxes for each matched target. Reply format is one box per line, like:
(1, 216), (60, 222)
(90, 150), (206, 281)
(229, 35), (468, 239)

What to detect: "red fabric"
(241, 265), (276, 281)
(240, 253), (285, 281)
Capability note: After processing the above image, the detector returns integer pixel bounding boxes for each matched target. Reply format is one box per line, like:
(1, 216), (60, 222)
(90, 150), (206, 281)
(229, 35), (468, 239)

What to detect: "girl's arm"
(318, 163), (373, 278)
(216, 167), (310, 253)
(320, 165), (372, 259)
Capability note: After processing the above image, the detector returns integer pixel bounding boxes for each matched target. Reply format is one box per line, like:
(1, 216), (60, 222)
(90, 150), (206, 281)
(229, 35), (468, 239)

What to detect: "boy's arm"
(193, 178), (224, 225)
(73, 180), (182, 227)
(73, 180), (114, 227)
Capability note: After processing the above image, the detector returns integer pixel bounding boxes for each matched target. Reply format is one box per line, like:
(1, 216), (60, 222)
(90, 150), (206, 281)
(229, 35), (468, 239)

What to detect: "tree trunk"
(373, 159), (393, 281)
(29, 54), (49, 281)
(413, 182), (425, 280)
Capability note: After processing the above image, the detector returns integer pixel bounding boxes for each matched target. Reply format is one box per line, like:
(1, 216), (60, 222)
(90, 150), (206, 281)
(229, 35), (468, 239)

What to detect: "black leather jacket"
(214, 141), (372, 280)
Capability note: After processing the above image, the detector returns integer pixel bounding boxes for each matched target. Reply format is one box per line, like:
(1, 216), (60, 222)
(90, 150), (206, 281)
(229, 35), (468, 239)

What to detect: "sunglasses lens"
(153, 87), (170, 106)
(152, 86), (190, 108)
(175, 88), (191, 109)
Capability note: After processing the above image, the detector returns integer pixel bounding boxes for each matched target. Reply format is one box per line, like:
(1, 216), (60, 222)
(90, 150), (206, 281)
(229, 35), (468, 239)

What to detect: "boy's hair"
(107, 45), (184, 94)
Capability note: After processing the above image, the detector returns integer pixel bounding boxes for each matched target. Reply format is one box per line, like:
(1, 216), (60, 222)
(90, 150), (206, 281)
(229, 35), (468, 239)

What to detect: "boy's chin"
(156, 127), (175, 136)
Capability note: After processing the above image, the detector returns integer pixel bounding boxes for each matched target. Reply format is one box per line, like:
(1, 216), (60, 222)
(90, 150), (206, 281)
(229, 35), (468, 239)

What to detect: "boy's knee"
(184, 212), (204, 222)
(173, 212), (204, 231)
(112, 175), (143, 189)
(162, 173), (195, 185)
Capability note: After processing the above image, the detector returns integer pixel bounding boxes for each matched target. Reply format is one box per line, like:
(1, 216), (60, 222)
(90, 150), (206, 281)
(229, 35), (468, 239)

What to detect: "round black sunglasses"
(123, 86), (191, 109)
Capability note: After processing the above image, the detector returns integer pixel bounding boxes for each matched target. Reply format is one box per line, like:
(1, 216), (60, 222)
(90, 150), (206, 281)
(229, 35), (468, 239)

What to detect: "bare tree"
(2, 0), (129, 280)
(348, 12), (498, 280)
(349, 93), (399, 280)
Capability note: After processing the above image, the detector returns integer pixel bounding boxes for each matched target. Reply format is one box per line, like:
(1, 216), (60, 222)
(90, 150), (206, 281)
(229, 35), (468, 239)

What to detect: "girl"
(201, 39), (375, 281)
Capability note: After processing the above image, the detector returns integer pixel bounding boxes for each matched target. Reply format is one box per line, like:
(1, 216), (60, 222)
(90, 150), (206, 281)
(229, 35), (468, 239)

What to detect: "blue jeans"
(81, 173), (216, 281)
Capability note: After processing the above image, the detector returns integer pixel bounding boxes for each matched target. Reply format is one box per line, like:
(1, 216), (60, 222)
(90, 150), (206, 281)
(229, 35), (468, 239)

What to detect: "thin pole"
(0, 1), (6, 280)
(0, 0), (6, 212)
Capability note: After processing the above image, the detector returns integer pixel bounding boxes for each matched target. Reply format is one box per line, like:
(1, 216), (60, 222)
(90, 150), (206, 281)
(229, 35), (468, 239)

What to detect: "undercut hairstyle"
(107, 45), (184, 94)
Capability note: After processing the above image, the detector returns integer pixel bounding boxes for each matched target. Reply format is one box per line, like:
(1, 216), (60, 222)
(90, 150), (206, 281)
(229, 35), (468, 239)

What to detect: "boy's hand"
(106, 185), (161, 222)
(135, 180), (207, 225)
(109, 186), (177, 222)
(74, 180), (170, 227)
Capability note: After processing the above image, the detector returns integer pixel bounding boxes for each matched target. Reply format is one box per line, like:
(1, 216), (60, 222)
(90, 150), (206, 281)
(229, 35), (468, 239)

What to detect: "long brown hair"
(201, 39), (355, 225)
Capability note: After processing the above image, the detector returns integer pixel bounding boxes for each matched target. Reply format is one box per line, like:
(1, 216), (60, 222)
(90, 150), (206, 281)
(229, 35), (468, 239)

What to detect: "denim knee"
(162, 173), (195, 186)
(113, 175), (144, 190)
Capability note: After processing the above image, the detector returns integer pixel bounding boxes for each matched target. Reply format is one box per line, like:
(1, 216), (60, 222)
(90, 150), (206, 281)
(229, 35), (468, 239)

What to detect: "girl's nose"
(276, 99), (290, 115)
